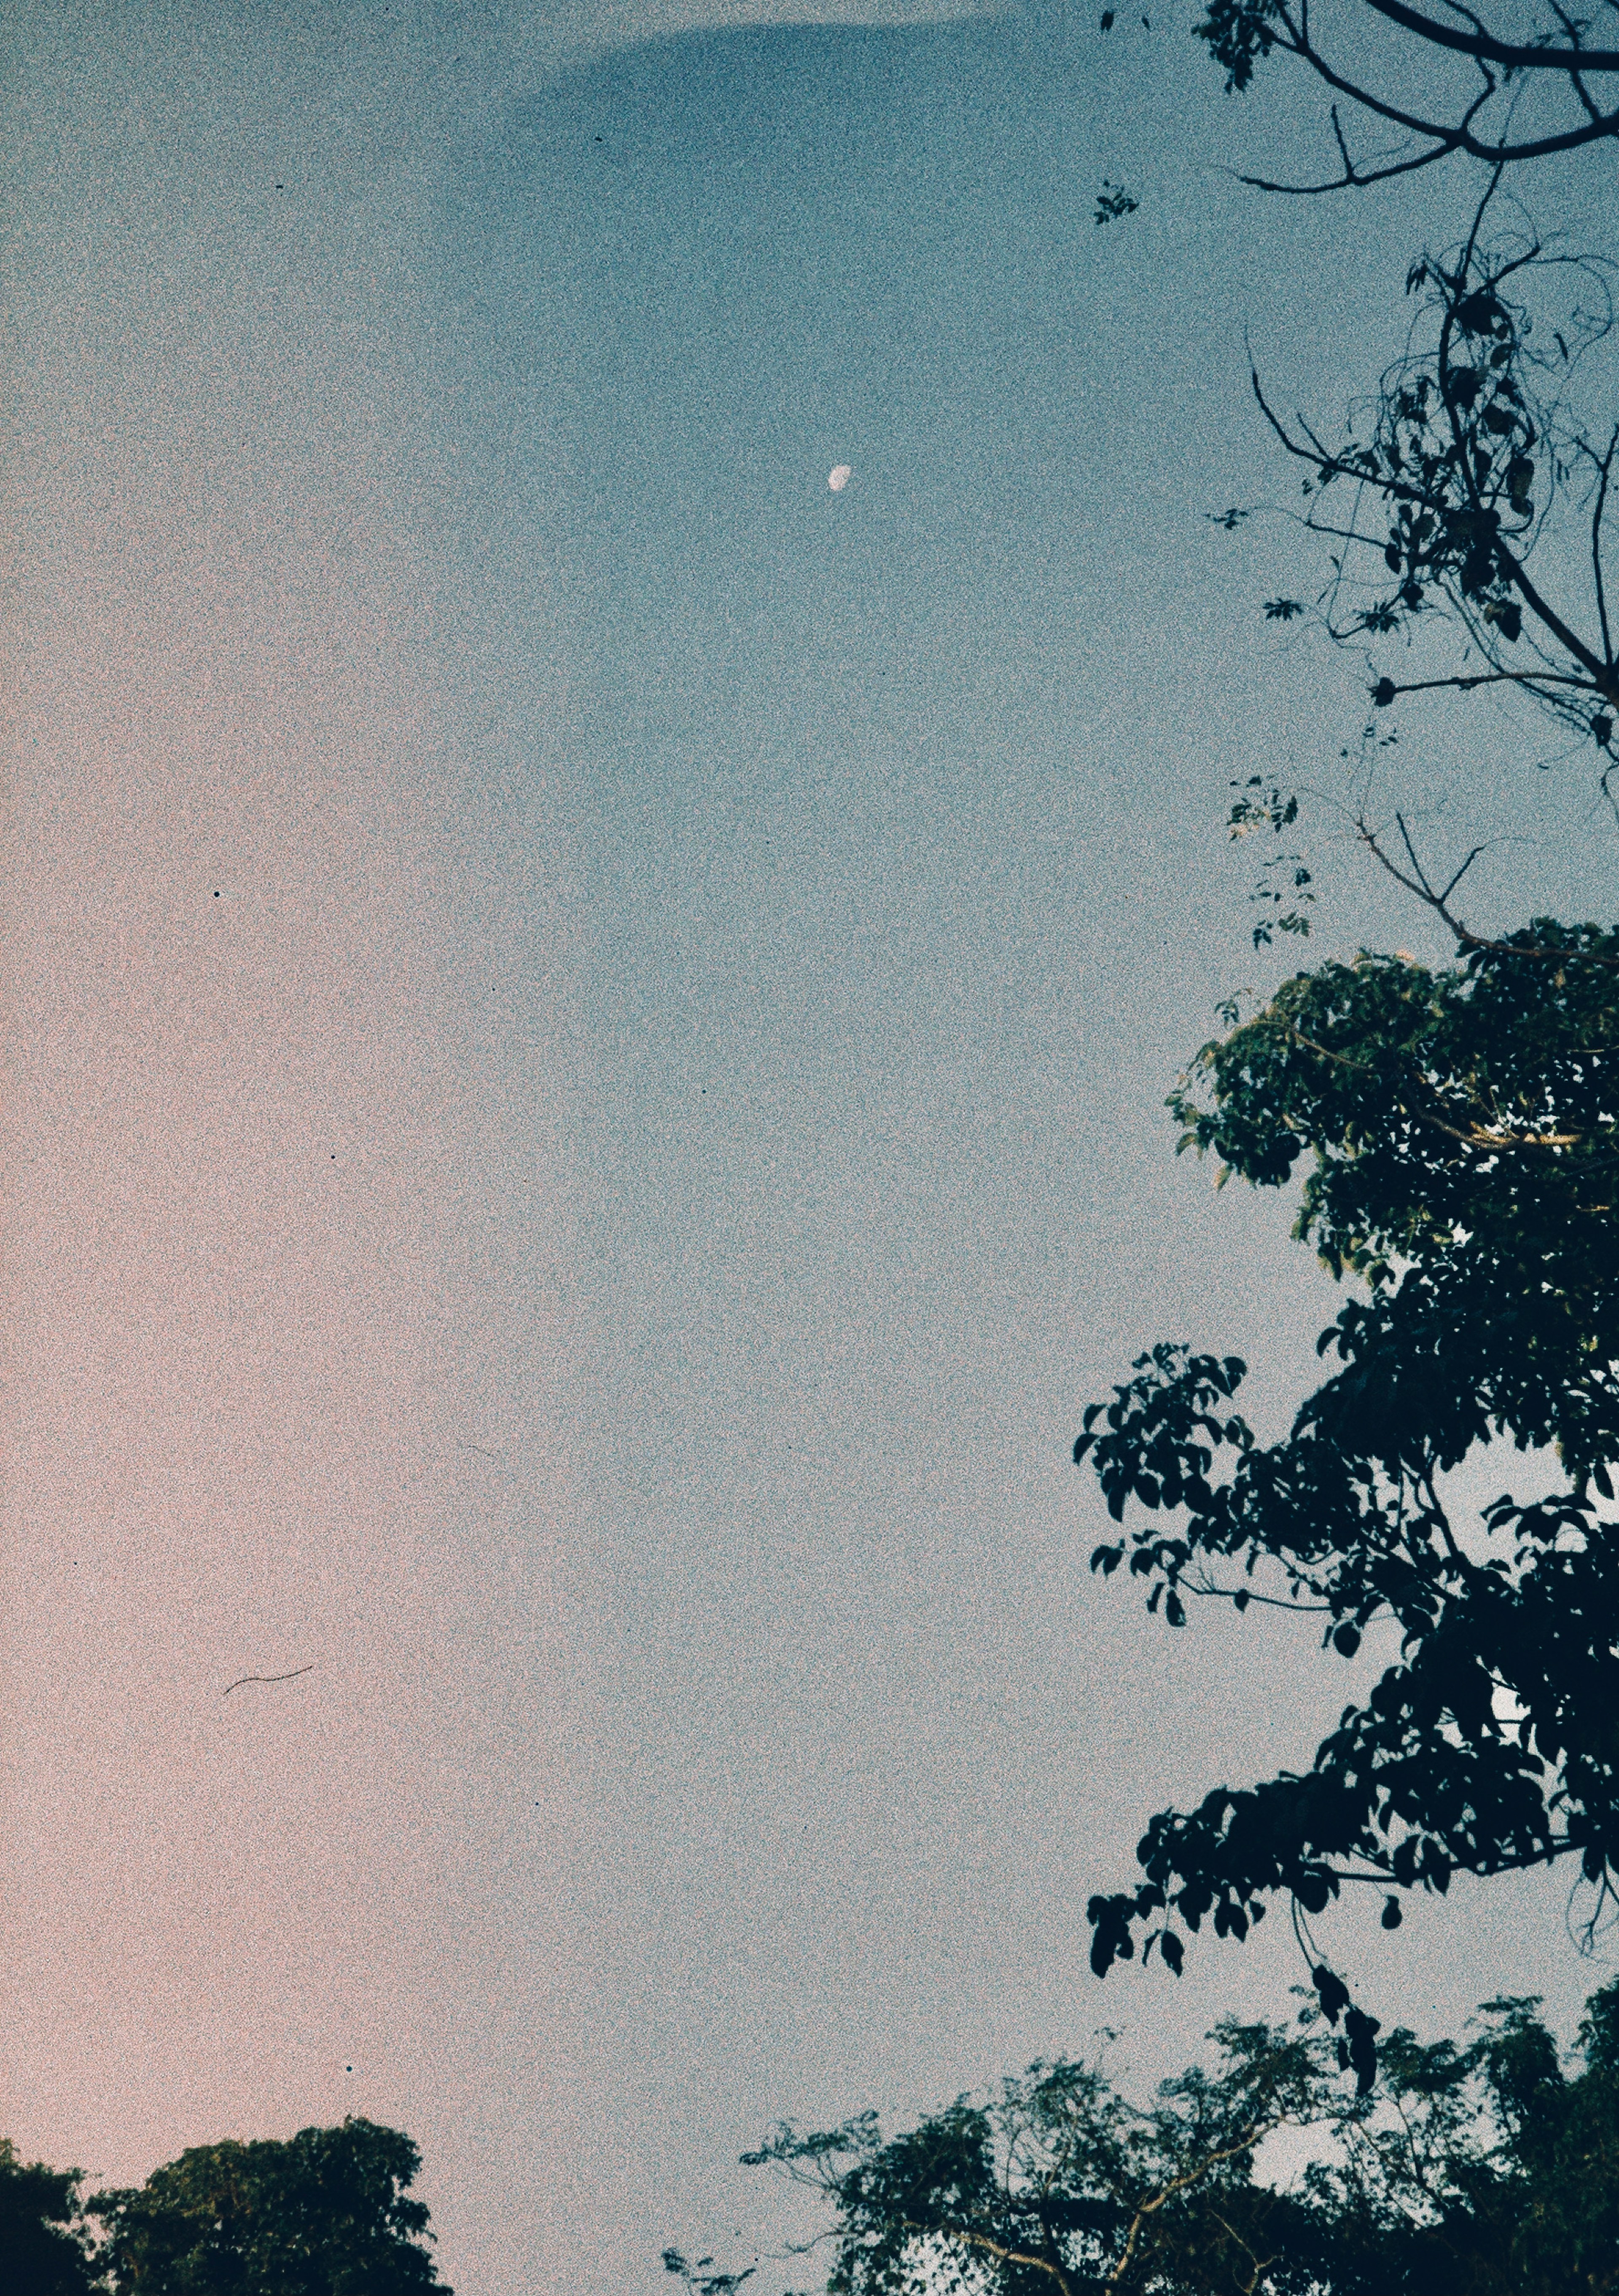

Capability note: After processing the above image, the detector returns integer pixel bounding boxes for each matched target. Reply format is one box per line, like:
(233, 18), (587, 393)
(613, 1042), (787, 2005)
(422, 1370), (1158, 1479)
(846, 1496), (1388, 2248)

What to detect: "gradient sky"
(6, 4), (1619, 2292)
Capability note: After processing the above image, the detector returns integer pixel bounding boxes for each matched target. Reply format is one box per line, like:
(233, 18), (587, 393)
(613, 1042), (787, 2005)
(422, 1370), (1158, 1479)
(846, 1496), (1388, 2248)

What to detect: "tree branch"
(1353, 812), (1619, 967)
(1365, 0), (1619, 73)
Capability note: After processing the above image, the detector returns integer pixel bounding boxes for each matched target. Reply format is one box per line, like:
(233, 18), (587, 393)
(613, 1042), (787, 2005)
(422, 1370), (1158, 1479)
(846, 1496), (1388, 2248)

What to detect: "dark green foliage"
(1294, 1982), (1619, 2293)
(1077, 925), (1619, 2052)
(0, 2140), (105, 2296)
(86, 2120), (447, 2296)
(664, 2252), (758, 2294)
(732, 2021), (1326, 2296)
(1194, 0), (1283, 94)
(677, 1980), (1619, 2295)
(1094, 180), (1140, 226)
(1227, 780), (1314, 948)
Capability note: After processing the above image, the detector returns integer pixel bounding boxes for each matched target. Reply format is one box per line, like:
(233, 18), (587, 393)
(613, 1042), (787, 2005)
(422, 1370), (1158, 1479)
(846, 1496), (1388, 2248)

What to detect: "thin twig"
(223, 1664), (315, 1697)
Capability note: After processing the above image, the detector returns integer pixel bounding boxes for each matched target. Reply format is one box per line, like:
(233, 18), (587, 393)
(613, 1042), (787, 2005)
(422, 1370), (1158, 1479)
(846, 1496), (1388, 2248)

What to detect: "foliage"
(1078, 916), (1619, 2057)
(0, 2140), (106, 2296)
(724, 2019), (1329, 2296)
(86, 2119), (448, 2296)
(1245, 192), (1619, 781)
(1095, 181), (1141, 226)
(664, 2253), (759, 2295)
(1293, 1978), (1619, 2292)
(1227, 779), (1315, 948)
(1068, 152), (1619, 2074)
(670, 1976), (1619, 2293)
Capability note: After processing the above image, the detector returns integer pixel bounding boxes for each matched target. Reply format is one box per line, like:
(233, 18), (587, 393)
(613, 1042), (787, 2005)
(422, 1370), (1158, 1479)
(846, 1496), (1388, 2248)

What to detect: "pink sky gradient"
(4, 29), (603, 2269)
(10, 13), (1618, 2296)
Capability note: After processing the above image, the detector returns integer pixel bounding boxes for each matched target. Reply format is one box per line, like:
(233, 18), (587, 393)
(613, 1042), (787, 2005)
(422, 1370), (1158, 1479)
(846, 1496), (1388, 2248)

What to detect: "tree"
(1077, 183), (1619, 2083)
(1280, 1976), (1619, 2291)
(700, 2019), (1333, 2296)
(86, 2119), (449, 2296)
(669, 1975), (1619, 2294)
(1079, 915), (1619, 2016)
(0, 2140), (105, 2296)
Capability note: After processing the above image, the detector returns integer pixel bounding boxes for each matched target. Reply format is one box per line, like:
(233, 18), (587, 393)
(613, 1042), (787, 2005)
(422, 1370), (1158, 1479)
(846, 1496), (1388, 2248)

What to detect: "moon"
(828, 465), (851, 492)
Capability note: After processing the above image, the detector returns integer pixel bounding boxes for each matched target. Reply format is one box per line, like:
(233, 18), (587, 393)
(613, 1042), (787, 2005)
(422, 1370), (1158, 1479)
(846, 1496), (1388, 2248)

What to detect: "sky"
(5, 3), (1619, 2292)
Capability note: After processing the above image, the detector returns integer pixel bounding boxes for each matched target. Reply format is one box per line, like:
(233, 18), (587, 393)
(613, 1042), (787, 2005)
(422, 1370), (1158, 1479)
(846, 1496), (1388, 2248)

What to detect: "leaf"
(1094, 180), (1139, 225)
(1314, 1966), (1351, 2026)
(1454, 290), (1504, 334)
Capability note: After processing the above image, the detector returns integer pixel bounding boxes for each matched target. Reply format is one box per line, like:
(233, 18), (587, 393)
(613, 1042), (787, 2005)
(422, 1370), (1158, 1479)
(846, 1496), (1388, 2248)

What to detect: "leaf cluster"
(0, 2140), (107, 2296)
(1249, 201), (1619, 769)
(675, 1976), (1619, 2295)
(1076, 925), (1619, 2050)
(728, 2022), (1326, 2296)
(83, 2120), (448, 2296)
(1228, 780), (1316, 948)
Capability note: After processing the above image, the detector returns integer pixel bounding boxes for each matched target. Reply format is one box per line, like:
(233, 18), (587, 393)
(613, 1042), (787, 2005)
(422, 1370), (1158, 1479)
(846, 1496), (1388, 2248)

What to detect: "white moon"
(828, 465), (851, 492)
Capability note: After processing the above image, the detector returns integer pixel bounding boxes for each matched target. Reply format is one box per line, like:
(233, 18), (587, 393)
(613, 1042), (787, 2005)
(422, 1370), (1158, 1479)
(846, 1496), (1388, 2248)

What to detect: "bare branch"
(1215, 0), (1619, 192)
(1366, 0), (1619, 73)
(1353, 813), (1619, 965)
(1593, 430), (1618, 669)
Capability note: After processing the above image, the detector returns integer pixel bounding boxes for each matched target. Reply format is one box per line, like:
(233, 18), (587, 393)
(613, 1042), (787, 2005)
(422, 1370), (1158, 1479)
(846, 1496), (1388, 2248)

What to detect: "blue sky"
(8, 4), (1619, 2291)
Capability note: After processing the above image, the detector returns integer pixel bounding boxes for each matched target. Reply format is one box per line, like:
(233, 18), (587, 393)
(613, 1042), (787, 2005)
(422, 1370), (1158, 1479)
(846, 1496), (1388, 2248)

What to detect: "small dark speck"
(345, 2064), (353, 2073)
(275, 183), (284, 191)
(213, 889), (220, 897)
(594, 135), (603, 142)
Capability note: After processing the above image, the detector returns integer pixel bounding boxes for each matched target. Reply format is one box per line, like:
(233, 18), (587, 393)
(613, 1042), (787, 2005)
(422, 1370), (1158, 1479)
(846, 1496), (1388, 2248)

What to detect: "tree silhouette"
(1078, 184), (1619, 2087)
(670, 1975), (1619, 2292)
(87, 2119), (448, 2296)
(1190, 0), (1619, 190)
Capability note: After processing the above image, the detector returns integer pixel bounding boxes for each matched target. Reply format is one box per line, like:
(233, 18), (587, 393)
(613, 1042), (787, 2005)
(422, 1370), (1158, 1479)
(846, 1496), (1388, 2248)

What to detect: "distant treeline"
(667, 1976), (1619, 2296)
(1, 2116), (448, 2296)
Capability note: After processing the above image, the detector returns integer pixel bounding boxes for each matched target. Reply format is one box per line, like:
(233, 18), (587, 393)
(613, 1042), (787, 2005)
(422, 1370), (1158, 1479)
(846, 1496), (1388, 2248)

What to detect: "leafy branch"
(1240, 183), (1619, 781)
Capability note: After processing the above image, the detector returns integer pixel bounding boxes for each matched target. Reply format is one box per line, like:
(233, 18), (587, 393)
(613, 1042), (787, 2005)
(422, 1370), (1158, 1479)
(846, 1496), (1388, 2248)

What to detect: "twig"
(223, 1665), (315, 1697)
(1355, 812), (1619, 966)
